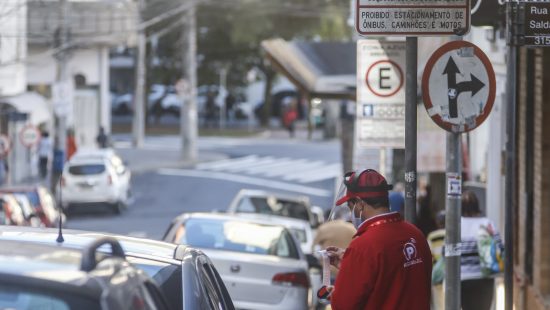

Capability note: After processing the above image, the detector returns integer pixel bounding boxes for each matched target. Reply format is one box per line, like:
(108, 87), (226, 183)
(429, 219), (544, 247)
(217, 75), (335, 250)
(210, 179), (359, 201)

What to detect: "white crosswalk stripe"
(195, 155), (341, 184)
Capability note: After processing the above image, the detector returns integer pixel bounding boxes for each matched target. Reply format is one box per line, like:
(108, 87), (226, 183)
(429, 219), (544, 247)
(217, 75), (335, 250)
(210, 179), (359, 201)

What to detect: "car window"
(175, 218), (299, 259)
(236, 196), (310, 222)
(68, 164), (106, 175)
(126, 257), (182, 310)
(289, 228), (307, 243)
(201, 261), (234, 310)
(0, 284), (99, 310)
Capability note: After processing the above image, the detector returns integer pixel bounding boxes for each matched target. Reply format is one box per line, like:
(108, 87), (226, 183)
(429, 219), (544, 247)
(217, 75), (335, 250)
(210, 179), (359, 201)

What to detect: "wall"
(0, 0), (26, 97)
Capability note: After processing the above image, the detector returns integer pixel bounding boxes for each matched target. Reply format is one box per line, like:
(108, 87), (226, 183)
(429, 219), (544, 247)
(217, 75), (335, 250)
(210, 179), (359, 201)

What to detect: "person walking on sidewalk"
(325, 169), (432, 310)
(37, 131), (51, 179)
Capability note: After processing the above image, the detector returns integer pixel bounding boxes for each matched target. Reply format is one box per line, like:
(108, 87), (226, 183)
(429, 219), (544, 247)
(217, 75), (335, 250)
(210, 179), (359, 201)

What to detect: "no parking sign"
(19, 125), (41, 148)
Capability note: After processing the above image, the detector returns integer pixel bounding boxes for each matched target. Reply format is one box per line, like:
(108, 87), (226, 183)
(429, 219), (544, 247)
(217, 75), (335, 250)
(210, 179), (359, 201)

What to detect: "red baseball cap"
(335, 169), (393, 206)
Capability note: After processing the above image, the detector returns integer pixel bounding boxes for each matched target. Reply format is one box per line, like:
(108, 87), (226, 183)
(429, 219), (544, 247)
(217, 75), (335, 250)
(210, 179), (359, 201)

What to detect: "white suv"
(60, 148), (131, 214)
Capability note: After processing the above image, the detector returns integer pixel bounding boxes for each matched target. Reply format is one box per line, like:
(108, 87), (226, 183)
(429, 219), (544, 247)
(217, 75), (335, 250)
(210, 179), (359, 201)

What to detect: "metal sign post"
(404, 37), (417, 224)
(422, 40), (496, 310)
(505, 1), (519, 309)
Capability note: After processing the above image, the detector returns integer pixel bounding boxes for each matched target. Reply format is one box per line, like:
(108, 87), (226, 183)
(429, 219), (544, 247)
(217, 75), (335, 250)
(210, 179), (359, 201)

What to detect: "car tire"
(112, 201), (123, 215)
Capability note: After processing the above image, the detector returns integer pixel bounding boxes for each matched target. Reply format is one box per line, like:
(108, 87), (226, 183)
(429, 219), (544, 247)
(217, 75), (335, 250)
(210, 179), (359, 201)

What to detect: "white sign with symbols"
(356, 40), (405, 148)
(355, 0), (470, 35)
(422, 41), (496, 133)
(19, 125), (41, 148)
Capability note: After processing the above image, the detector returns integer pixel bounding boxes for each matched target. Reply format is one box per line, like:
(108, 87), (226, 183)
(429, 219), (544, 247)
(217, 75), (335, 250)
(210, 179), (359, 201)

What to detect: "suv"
(0, 226), (235, 310)
(0, 237), (170, 310)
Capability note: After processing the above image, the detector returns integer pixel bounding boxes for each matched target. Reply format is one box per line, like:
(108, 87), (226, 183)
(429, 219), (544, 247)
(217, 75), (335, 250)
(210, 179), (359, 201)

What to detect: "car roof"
(0, 240), (96, 284)
(177, 212), (292, 228)
(0, 226), (186, 262)
(235, 189), (310, 203)
(234, 213), (312, 229)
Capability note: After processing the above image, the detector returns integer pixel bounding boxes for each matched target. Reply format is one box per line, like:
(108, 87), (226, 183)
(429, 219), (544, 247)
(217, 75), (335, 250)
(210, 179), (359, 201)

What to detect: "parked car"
(163, 212), (312, 310)
(12, 193), (42, 227)
(0, 186), (62, 227)
(60, 148), (131, 214)
(227, 189), (324, 229)
(0, 237), (170, 310)
(0, 226), (235, 310)
(0, 194), (26, 226)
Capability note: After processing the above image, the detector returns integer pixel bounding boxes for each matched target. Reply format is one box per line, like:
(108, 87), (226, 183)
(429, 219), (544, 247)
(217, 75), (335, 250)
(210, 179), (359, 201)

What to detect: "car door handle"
(230, 264), (240, 273)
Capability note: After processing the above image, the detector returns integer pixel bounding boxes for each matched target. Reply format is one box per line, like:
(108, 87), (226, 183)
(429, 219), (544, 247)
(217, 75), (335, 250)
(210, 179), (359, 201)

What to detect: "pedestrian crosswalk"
(195, 155), (342, 184)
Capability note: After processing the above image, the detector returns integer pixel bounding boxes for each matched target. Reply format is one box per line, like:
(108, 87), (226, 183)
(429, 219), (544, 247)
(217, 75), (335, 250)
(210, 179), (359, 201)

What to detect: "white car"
(60, 149), (131, 214)
(227, 189), (325, 230)
(164, 213), (312, 310)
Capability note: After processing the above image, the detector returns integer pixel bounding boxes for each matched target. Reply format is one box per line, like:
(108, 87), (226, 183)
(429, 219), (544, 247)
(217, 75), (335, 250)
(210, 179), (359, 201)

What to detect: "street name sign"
(422, 41), (496, 133)
(522, 1), (550, 47)
(356, 40), (406, 148)
(355, 0), (470, 35)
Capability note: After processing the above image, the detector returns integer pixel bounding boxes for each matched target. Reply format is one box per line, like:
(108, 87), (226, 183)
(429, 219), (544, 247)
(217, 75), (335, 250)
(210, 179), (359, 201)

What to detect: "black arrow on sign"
(443, 56), (486, 118)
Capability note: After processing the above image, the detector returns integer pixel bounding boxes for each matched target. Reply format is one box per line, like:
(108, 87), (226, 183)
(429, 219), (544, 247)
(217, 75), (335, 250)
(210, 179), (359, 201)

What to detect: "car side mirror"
(306, 254), (321, 270)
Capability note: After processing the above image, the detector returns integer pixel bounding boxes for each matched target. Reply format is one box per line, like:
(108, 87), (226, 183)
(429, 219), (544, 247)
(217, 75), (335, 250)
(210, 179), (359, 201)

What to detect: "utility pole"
(132, 0), (146, 147)
(181, 1), (198, 162)
(53, 0), (70, 186)
(404, 37), (417, 224)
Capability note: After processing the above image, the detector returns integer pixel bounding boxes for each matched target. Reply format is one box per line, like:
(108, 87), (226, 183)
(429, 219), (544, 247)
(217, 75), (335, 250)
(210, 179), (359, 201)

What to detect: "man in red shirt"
(326, 169), (432, 310)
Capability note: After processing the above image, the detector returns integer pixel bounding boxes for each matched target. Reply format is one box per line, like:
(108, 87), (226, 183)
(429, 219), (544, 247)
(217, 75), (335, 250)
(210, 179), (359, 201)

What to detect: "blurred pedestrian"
(204, 92), (217, 128)
(37, 131), (51, 179)
(282, 99), (298, 138)
(388, 181), (405, 217)
(428, 210), (446, 310)
(417, 185), (437, 237)
(51, 139), (64, 194)
(66, 129), (77, 160)
(225, 93), (236, 120)
(96, 126), (108, 149)
(0, 157), (8, 186)
(325, 169), (432, 309)
(460, 190), (503, 310)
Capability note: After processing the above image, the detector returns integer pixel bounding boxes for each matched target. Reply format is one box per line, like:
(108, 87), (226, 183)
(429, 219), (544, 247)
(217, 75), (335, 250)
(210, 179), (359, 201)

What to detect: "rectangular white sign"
(355, 0), (470, 35)
(355, 40), (405, 149)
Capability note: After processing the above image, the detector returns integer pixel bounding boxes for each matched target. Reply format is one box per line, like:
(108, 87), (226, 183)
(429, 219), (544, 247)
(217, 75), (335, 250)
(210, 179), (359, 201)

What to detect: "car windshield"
(0, 284), (99, 310)
(236, 196), (311, 222)
(68, 164), (106, 175)
(289, 228), (307, 243)
(178, 218), (299, 259)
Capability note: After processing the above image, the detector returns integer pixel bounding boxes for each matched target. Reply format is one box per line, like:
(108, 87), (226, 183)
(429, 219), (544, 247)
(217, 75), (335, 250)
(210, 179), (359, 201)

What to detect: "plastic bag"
(477, 224), (504, 277)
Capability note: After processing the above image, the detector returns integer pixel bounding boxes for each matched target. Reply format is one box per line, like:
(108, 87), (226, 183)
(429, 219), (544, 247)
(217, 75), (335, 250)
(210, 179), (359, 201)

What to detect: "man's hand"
(325, 246), (345, 269)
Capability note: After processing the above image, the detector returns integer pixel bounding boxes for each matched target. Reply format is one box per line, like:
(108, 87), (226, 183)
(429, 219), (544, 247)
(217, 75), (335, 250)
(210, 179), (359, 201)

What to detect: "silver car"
(163, 213), (312, 310)
(226, 189), (325, 229)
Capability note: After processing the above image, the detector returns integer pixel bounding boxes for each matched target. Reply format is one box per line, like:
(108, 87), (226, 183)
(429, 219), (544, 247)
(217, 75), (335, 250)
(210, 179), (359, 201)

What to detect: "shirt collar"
(355, 212), (401, 237)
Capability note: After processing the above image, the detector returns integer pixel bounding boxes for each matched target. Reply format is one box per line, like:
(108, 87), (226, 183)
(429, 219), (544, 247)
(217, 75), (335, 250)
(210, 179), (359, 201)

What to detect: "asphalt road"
(66, 135), (341, 240)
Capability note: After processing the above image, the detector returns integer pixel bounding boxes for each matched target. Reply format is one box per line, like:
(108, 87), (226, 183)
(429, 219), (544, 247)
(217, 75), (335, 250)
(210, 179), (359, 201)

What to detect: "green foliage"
(144, 0), (351, 89)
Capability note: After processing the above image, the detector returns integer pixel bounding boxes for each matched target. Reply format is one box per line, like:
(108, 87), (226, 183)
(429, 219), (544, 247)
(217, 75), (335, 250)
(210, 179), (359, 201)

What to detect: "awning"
(262, 39), (356, 100)
(0, 92), (51, 125)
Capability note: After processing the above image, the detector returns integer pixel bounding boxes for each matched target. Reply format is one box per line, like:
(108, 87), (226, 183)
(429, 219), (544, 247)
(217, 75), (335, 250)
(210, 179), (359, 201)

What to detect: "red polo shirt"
(330, 212), (432, 310)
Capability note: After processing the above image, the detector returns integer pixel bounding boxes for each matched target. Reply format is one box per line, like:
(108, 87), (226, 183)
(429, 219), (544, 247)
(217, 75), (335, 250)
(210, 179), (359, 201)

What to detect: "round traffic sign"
(422, 41), (496, 133)
(19, 125), (41, 148)
(366, 60), (404, 98)
(0, 135), (11, 157)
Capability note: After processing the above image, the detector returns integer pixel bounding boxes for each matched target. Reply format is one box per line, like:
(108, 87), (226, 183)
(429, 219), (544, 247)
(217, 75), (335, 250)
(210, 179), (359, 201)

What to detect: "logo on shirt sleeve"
(403, 238), (423, 268)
